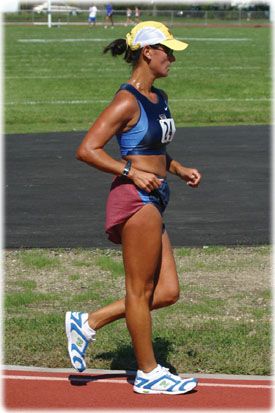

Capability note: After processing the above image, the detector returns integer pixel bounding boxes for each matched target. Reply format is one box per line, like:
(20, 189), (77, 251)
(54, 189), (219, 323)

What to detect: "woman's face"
(146, 45), (176, 78)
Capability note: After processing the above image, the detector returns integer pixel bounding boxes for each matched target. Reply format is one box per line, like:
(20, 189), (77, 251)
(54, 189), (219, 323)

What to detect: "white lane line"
(5, 67), (264, 79)
(18, 37), (251, 43)
(2, 375), (273, 389)
(179, 37), (251, 41)
(5, 97), (271, 106)
(5, 99), (111, 105)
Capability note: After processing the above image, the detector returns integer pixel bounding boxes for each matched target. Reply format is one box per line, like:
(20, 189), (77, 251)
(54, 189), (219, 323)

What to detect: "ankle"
(140, 363), (158, 374)
(82, 316), (96, 340)
(87, 315), (97, 330)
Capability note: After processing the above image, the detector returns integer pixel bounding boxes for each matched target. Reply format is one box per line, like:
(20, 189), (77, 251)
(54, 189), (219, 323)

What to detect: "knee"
(126, 280), (155, 303)
(157, 287), (180, 307)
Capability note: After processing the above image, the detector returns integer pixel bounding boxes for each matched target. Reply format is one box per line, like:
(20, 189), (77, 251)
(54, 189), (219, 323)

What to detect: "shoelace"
(161, 367), (182, 381)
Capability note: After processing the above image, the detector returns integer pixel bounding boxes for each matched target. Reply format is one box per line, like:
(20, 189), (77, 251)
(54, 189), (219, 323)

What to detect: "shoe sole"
(133, 380), (197, 395)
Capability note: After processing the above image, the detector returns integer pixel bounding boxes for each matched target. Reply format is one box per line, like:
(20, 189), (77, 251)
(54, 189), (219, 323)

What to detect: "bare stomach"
(123, 154), (167, 178)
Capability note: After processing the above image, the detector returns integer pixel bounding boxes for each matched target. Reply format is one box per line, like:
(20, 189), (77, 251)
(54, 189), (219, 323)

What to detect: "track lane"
(3, 368), (272, 409)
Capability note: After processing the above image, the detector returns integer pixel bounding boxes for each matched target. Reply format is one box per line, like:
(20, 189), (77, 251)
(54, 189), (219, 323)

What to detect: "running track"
(3, 366), (272, 410)
(5, 125), (270, 248)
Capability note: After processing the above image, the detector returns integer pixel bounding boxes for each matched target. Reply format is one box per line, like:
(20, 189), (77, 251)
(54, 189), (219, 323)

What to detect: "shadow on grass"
(93, 336), (177, 374)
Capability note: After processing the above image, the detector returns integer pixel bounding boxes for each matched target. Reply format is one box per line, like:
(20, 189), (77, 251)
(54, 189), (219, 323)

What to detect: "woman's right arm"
(76, 91), (163, 192)
(76, 91), (136, 176)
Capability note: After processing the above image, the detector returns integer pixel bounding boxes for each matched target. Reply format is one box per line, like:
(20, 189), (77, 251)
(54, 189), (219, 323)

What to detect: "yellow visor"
(126, 21), (188, 51)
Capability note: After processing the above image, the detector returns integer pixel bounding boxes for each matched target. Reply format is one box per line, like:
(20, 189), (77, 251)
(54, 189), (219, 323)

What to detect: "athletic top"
(116, 83), (176, 156)
(106, 3), (113, 16)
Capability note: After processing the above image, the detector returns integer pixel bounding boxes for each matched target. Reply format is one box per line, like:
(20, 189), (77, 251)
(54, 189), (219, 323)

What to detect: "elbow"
(76, 145), (94, 163)
(76, 146), (85, 161)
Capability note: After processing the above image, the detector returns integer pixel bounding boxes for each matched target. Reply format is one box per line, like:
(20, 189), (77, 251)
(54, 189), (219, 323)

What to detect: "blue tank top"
(116, 83), (176, 156)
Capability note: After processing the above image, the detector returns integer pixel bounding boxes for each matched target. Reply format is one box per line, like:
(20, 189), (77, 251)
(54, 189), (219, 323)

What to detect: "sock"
(82, 317), (96, 341)
(141, 364), (162, 378)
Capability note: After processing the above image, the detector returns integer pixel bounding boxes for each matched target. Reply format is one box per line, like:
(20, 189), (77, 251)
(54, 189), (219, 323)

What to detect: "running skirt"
(105, 175), (170, 244)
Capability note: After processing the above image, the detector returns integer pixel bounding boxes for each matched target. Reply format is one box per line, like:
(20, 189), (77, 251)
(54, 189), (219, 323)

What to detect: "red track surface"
(3, 368), (273, 410)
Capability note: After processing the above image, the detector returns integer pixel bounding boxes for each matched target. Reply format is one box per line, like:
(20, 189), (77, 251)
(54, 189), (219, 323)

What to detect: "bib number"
(159, 118), (176, 144)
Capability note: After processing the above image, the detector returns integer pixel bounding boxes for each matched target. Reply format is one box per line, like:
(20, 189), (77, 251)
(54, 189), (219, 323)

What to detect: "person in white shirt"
(88, 4), (98, 26)
(126, 8), (133, 26)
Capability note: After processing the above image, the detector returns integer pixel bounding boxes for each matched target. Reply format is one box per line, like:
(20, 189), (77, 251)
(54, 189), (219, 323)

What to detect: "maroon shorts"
(105, 175), (170, 244)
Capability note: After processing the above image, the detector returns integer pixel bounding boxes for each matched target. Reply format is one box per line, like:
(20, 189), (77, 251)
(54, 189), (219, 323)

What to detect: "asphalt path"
(5, 125), (270, 248)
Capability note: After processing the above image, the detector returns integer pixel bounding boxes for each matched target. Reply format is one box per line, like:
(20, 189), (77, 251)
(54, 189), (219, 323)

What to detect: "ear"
(142, 46), (152, 61)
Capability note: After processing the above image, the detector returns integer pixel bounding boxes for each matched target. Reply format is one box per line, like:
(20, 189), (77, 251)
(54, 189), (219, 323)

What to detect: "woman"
(66, 21), (201, 395)
(104, 2), (114, 28)
(126, 7), (133, 26)
(134, 6), (140, 23)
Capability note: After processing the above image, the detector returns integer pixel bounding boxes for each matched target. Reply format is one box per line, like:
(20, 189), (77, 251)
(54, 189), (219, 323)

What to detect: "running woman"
(66, 21), (202, 395)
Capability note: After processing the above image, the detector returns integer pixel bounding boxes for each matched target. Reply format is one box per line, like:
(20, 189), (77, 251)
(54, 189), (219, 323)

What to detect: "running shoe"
(65, 311), (96, 372)
(133, 364), (198, 395)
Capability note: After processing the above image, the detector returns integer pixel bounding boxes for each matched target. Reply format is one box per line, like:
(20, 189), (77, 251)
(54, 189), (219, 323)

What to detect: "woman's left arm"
(166, 153), (202, 188)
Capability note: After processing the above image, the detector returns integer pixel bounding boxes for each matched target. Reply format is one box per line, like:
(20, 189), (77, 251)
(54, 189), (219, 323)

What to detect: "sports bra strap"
(117, 83), (165, 105)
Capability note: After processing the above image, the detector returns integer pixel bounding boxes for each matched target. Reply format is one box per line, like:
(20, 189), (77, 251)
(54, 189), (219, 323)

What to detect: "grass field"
(4, 24), (271, 134)
(4, 246), (271, 375)
(4, 23), (272, 376)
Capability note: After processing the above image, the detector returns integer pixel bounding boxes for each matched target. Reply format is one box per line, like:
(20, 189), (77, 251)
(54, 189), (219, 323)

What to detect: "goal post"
(47, 0), (52, 28)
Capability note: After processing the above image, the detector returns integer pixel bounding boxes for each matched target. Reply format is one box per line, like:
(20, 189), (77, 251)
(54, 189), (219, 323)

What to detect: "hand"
(177, 166), (201, 188)
(128, 169), (163, 193)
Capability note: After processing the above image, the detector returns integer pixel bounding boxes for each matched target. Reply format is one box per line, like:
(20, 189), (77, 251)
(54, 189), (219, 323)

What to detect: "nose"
(169, 54), (176, 63)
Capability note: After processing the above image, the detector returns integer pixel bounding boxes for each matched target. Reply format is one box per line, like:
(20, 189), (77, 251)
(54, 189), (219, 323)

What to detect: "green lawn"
(4, 24), (271, 134)
(4, 246), (271, 375)
(3, 23), (272, 376)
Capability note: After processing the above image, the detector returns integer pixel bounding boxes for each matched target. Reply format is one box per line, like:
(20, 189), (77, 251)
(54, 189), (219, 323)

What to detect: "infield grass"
(4, 24), (271, 134)
(4, 245), (271, 375)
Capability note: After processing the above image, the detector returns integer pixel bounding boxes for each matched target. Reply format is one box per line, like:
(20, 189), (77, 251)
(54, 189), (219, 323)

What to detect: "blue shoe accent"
(143, 374), (179, 390)
(178, 378), (198, 392)
(72, 356), (86, 373)
(70, 312), (85, 329)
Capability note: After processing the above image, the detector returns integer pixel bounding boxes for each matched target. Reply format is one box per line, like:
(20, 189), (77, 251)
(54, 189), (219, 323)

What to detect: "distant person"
(104, 2), (114, 28)
(88, 4), (97, 26)
(66, 20), (201, 395)
(126, 7), (133, 25)
(135, 6), (141, 23)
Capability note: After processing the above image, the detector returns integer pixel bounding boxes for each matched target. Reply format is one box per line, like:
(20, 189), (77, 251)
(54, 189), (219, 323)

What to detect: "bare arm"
(166, 153), (202, 188)
(76, 90), (163, 192)
(76, 91), (135, 176)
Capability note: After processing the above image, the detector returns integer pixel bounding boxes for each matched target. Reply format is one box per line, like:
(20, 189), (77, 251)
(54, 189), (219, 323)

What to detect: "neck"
(128, 66), (155, 94)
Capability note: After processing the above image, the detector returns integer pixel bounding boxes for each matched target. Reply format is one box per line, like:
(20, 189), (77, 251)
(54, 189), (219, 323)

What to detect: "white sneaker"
(133, 364), (198, 395)
(65, 311), (96, 372)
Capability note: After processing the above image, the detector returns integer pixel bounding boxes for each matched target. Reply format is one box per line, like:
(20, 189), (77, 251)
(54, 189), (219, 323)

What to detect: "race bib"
(159, 118), (176, 144)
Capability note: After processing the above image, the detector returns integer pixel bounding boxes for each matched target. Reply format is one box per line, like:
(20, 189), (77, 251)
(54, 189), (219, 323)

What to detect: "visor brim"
(160, 39), (189, 51)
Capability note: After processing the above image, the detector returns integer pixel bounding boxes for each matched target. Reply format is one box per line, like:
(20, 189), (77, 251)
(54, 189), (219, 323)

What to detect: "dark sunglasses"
(150, 44), (174, 57)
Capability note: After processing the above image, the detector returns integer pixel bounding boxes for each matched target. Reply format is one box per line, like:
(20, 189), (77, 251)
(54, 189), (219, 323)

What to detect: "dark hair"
(103, 38), (141, 66)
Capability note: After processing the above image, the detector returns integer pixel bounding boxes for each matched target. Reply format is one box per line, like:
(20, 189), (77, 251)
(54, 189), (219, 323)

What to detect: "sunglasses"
(150, 44), (174, 57)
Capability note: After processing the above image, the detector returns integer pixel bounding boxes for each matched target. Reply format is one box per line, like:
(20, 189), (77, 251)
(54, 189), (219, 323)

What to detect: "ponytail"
(103, 38), (126, 56)
(103, 38), (141, 66)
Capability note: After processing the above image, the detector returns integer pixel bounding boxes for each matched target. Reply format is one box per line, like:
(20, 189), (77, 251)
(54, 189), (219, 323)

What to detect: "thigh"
(121, 204), (163, 293)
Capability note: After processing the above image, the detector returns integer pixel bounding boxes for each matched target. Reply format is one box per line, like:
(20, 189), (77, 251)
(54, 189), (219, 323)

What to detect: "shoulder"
(113, 89), (139, 112)
(100, 89), (139, 124)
